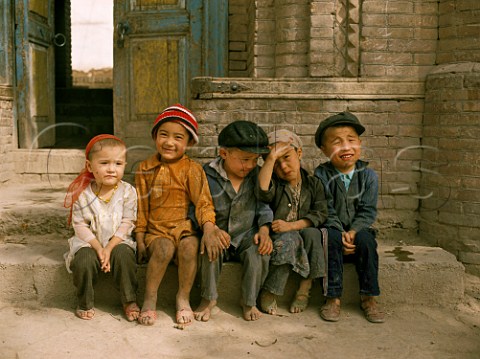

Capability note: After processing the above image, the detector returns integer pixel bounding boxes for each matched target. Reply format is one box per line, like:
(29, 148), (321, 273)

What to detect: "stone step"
(0, 183), (466, 310)
(0, 240), (465, 310)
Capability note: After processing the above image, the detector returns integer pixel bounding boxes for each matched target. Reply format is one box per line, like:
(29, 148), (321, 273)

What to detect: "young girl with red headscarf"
(64, 134), (139, 321)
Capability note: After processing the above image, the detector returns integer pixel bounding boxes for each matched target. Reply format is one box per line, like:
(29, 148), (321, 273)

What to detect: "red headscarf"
(64, 134), (125, 225)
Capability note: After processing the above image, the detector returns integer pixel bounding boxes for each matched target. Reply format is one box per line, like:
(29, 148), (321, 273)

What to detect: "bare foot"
(194, 298), (217, 322)
(240, 298), (262, 321)
(176, 296), (194, 325)
(75, 307), (95, 320)
(139, 296), (157, 326)
(138, 309), (157, 326)
(123, 301), (140, 322)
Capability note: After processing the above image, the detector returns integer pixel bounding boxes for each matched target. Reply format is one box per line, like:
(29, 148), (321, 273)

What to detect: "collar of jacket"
(141, 153), (189, 171)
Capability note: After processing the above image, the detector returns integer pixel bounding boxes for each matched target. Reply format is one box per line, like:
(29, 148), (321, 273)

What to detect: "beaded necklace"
(94, 184), (118, 203)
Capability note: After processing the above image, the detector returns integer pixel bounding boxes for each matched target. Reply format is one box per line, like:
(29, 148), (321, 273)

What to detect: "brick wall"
(360, 0), (438, 79)
(253, 0), (275, 77)
(0, 92), (14, 184)
(191, 78), (425, 243)
(421, 63), (480, 275)
(228, 0), (251, 77)
(419, 0), (480, 275)
(239, 0), (439, 79)
(438, 0), (480, 64)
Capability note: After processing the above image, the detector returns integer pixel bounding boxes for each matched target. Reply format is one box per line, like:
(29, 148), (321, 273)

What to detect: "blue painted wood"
(14, 0), (55, 148)
(187, 0), (202, 79)
(0, 0), (14, 85)
(114, 0), (228, 141)
(205, 0), (228, 76)
(14, 0), (29, 146)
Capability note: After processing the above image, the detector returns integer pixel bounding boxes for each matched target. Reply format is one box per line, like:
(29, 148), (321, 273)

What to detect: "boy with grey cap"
(194, 120), (274, 321)
(314, 111), (385, 323)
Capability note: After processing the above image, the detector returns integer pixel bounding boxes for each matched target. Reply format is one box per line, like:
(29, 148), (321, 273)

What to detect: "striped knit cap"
(151, 104), (199, 144)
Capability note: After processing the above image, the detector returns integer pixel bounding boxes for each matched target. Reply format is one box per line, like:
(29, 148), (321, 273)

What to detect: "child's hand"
(201, 225), (230, 262)
(271, 219), (291, 233)
(342, 231), (356, 255)
(254, 226), (273, 255)
(101, 248), (112, 273)
(96, 247), (106, 262)
(268, 141), (293, 161)
(136, 242), (148, 264)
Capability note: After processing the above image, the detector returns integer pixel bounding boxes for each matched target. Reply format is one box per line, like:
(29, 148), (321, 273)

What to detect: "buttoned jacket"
(314, 160), (378, 232)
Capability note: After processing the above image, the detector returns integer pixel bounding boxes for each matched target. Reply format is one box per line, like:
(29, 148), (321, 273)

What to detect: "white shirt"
(64, 180), (137, 272)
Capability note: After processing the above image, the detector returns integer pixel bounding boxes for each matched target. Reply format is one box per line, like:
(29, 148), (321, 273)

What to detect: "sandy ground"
(1, 294), (479, 359)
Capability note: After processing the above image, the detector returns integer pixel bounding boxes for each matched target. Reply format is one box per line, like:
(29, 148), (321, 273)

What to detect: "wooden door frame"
(14, 0), (56, 149)
(113, 0), (228, 142)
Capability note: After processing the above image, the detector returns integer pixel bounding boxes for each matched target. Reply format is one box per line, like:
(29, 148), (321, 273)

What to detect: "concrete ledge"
(191, 77), (425, 100)
(0, 243), (465, 310)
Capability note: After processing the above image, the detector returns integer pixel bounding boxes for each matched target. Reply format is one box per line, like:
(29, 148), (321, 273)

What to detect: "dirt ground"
(1, 290), (479, 359)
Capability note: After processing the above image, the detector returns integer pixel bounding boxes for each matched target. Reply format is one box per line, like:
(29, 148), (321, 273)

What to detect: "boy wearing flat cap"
(194, 120), (274, 321)
(257, 129), (328, 315)
(314, 111), (385, 323)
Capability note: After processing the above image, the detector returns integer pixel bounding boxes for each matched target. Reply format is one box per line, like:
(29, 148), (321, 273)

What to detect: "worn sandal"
(123, 302), (141, 322)
(75, 307), (95, 320)
(361, 299), (385, 323)
(320, 300), (340, 322)
(290, 291), (310, 313)
(260, 290), (277, 315)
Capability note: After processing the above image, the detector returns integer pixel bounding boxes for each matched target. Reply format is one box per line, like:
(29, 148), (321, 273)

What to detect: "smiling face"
(86, 143), (126, 190)
(273, 145), (302, 186)
(320, 125), (362, 173)
(220, 148), (260, 181)
(154, 121), (193, 163)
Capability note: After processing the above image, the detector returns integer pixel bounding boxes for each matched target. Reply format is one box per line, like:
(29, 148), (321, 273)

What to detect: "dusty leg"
(176, 236), (199, 325)
(139, 238), (175, 325)
(194, 250), (223, 322)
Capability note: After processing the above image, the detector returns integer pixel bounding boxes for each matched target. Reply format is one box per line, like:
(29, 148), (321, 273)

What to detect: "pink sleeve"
(72, 201), (96, 242)
(113, 185), (137, 240)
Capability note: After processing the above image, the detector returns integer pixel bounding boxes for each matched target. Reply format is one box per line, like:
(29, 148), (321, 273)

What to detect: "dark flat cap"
(218, 120), (270, 154)
(315, 112), (365, 148)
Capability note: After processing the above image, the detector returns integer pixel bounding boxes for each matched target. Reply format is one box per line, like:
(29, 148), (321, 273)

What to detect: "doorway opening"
(54, 0), (113, 149)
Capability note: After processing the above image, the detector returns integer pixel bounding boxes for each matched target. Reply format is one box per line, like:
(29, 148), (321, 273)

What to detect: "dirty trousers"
(263, 227), (326, 296)
(325, 228), (380, 298)
(198, 228), (270, 307)
(71, 244), (138, 310)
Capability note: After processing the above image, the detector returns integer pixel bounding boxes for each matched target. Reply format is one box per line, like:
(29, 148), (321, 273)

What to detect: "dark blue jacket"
(314, 160), (378, 232)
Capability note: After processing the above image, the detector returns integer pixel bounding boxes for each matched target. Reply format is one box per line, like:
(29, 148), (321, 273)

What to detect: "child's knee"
(150, 238), (176, 260)
(355, 230), (377, 250)
(327, 229), (343, 250)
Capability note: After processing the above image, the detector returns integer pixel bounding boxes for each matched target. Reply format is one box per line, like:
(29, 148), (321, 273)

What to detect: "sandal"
(138, 309), (157, 326)
(123, 302), (141, 322)
(75, 307), (95, 320)
(320, 299), (340, 322)
(361, 298), (385, 323)
(290, 290), (310, 313)
(259, 290), (277, 315)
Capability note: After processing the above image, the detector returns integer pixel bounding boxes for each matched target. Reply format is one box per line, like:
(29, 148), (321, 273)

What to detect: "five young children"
(64, 106), (384, 326)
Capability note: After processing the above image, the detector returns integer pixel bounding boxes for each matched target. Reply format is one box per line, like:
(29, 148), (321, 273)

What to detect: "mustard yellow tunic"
(135, 153), (216, 247)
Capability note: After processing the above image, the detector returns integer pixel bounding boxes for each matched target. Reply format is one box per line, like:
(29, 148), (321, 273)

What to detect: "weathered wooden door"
(113, 0), (227, 144)
(14, 0), (56, 148)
